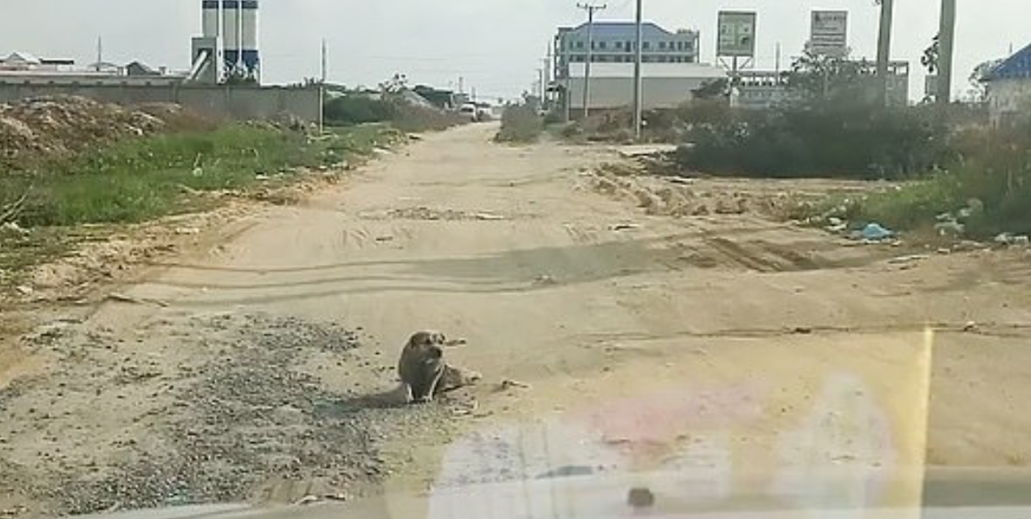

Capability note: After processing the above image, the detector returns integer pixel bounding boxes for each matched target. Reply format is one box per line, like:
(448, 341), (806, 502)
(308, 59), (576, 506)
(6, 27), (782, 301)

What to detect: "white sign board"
(717, 11), (757, 57)
(810, 10), (848, 57)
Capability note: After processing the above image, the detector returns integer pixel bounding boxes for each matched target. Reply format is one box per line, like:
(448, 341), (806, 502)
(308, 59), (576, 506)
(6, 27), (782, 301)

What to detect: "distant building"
(565, 62), (725, 112)
(0, 52), (75, 72)
(734, 61), (910, 110)
(554, 22), (700, 80)
(984, 43), (1031, 125)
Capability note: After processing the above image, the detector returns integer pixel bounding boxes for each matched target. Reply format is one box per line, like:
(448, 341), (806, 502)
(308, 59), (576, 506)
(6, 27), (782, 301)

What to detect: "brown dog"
(398, 330), (447, 403)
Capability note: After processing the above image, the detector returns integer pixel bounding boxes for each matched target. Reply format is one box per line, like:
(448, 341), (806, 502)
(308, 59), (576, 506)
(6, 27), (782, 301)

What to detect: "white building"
(984, 43), (1031, 126)
(564, 62), (726, 112)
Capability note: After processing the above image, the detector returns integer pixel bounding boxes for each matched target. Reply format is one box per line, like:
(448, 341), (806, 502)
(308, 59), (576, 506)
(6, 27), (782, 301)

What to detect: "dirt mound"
(0, 96), (205, 169)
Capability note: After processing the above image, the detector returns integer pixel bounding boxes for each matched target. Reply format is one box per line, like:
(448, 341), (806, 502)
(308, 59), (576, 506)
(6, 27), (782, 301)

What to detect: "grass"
(0, 123), (403, 289)
(2, 124), (399, 227)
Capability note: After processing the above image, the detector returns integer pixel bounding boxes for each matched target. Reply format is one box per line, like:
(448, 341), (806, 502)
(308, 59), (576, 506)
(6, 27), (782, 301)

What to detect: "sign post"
(809, 10), (849, 58)
(717, 11), (757, 100)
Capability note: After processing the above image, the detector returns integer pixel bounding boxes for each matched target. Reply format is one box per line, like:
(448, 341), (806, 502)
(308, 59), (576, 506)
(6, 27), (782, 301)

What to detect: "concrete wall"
(0, 83), (320, 123)
(566, 76), (712, 111)
(988, 78), (1031, 125)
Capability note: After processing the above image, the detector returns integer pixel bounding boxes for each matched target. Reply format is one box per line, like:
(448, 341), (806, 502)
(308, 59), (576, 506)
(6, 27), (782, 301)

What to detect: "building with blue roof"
(553, 21), (700, 80)
(985, 42), (1031, 125)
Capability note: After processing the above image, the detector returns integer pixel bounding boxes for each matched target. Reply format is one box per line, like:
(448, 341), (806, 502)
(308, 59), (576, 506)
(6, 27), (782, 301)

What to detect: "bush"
(324, 95), (395, 126)
(495, 104), (543, 143)
(676, 98), (950, 179)
(840, 116), (1031, 237)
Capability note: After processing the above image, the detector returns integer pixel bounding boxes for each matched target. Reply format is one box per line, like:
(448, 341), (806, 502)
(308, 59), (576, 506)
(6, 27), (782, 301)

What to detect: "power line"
(576, 2), (606, 120)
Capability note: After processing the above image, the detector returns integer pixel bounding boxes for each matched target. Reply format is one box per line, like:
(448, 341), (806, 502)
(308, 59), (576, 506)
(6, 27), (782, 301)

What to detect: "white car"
(458, 103), (478, 121)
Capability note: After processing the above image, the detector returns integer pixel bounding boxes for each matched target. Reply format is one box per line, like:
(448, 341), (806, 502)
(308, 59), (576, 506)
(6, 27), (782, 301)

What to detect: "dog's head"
(408, 330), (446, 362)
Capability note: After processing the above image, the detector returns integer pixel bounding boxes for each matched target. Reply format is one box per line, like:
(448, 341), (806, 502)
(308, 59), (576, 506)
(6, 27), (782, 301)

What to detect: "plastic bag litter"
(860, 223), (894, 241)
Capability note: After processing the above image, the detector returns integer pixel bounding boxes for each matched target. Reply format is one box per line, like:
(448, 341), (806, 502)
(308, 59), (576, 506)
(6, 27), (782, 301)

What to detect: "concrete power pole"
(319, 38), (326, 134)
(632, 0), (644, 140)
(577, 3), (606, 120)
(937, 0), (957, 105)
(876, 0), (894, 106)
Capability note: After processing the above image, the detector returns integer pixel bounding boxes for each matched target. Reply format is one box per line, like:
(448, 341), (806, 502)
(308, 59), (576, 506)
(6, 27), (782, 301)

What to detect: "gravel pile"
(3, 312), (453, 516)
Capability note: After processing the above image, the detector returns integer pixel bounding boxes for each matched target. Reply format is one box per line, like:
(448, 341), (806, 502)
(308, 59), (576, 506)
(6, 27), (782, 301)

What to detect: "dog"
(398, 330), (447, 403)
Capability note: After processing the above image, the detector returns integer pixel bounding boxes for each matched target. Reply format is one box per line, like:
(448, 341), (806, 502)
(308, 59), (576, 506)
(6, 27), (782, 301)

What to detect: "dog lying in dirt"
(398, 330), (480, 403)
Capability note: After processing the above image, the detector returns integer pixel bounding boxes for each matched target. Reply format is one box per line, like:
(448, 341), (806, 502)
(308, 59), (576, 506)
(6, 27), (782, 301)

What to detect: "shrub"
(495, 104), (543, 143)
(324, 95), (395, 126)
(675, 97), (950, 179)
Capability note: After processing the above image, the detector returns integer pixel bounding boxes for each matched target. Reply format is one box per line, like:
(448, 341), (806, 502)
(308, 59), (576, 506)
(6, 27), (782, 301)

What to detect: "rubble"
(0, 96), (191, 168)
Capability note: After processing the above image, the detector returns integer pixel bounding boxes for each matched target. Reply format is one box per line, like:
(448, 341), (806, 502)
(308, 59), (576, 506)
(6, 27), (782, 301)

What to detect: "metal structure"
(576, 2), (606, 119)
(632, 0), (643, 140)
(197, 0), (260, 83)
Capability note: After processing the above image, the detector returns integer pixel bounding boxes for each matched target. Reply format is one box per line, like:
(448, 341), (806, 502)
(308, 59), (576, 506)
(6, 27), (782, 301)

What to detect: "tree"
(786, 49), (873, 101)
(968, 59), (1002, 102)
(378, 73), (409, 94)
(921, 35), (940, 74)
(692, 78), (729, 100)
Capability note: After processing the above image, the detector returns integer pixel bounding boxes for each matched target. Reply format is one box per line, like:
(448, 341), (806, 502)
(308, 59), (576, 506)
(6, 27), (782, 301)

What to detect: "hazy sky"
(0, 0), (1026, 101)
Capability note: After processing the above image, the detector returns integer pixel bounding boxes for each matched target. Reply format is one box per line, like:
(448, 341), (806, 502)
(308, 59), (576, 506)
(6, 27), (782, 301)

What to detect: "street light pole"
(632, 0), (643, 140)
(577, 3), (606, 120)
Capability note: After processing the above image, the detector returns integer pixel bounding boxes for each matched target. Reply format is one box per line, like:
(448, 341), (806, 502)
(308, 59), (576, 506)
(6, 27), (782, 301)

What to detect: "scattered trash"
(936, 248), (951, 255)
(191, 167), (204, 177)
(665, 176), (696, 186)
(962, 321), (978, 333)
(295, 495), (321, 506)
(499, 379), (532, 391)
(14, 285), (33, 296)
(887, 254), (929, 265)
(792, 326), (813, 335)
(860, 223), (894, 241)
(105, 293), (170, 307)
(609, 223), (641, 231)
(533, 274), (557, 286)
(934, 220), (965, 237)
(994, 233), (1030, 246)
(407, 134), (423, 141)
(174, 227), (200, 235)
(1, 221), (28, 235)
(375, 235), (394, 242)
(474, 212), (505, 221)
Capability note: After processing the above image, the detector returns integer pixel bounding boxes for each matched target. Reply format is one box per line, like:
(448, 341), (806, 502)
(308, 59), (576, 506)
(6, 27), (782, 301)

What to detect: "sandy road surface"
(3, 123), (1031, 517)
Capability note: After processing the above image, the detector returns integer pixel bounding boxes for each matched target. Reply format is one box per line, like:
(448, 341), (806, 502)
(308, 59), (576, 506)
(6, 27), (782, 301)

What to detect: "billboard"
(810, 10), (848, 57)
(717, 11), (757, 57)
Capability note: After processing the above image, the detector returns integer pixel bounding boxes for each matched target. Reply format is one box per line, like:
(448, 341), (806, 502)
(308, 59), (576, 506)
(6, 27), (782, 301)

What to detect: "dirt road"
(3, 123), (1031, 517)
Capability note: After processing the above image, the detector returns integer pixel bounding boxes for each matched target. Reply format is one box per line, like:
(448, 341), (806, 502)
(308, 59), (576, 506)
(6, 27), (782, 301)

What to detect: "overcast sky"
(0, 0), (1026, 101)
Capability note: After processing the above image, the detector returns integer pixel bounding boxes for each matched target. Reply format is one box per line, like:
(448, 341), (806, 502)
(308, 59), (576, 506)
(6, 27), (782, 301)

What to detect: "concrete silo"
(240, 0), (260, 82)
(221, 0), (241, 76)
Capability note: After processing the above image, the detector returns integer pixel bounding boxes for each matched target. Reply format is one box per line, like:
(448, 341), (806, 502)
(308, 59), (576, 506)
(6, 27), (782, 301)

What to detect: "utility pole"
(577, 2), (606, 120)
(632, 0), (643, 140)
(319, 38), (326, 134)
(775, 42), (781, 75)
(876, 0), (895, 106)
(96, 36), (103, 71)
(937, 0), (956, 105)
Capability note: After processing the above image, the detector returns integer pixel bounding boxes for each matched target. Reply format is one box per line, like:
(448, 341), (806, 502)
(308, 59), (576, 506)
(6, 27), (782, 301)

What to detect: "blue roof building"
(554, 21), (700, 79)
(984, 43), (1031, 125)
